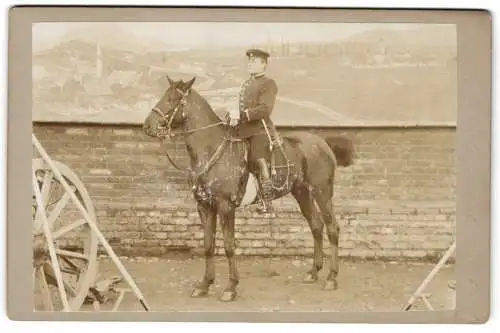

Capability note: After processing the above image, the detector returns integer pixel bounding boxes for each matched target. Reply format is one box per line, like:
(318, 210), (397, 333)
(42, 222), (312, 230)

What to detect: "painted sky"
(32, 22), (456, 51)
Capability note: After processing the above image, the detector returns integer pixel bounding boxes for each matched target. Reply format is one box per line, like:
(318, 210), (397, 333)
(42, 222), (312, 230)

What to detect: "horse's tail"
(324, 135), (356, 167)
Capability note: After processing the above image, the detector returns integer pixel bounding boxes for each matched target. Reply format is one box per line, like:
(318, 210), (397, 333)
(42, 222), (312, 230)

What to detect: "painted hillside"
(32, 24), (458, 126)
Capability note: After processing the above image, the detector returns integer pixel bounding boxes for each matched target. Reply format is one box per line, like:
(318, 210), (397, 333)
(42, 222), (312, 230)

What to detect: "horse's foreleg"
(191, 203), (217, 298)
(292, 185), (324, 283)
(218, 200), (239, 302)
(314, 189), (340, 291)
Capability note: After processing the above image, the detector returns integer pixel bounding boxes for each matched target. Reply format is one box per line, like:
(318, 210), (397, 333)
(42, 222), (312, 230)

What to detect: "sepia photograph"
(31, 20), (458, 313)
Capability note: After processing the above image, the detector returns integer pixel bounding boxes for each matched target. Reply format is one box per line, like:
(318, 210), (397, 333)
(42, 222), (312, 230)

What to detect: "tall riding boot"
(257, 174), (274, 213)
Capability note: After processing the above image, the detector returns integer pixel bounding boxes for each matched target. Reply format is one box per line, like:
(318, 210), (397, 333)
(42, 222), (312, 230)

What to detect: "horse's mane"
(189, 87), (230, 124)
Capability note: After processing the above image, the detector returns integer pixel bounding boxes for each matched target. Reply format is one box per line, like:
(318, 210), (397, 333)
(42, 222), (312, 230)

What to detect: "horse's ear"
(166, 75), (175, 86)
(182, 76), (196, 91)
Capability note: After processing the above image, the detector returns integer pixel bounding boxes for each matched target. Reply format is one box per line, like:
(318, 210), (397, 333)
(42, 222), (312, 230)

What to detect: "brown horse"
(142, 76), (356, 302)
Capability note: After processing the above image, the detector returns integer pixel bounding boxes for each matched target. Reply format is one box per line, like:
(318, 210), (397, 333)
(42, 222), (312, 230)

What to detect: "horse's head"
(143, 75), (196, 138)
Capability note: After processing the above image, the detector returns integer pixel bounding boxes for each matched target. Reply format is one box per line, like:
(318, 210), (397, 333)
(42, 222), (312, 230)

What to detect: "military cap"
(245, 48), (270, 61)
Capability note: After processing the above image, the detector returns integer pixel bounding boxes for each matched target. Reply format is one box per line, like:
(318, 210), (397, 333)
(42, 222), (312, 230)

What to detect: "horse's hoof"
(219, 290), (237, 302)
(303, 273), (318, 283)
(323, 280), (338, 291)
(191, 288), (209, 298)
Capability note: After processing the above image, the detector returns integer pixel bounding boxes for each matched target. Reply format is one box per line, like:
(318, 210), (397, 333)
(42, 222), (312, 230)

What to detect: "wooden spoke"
(46, 189), (74, 229)
(35, 171), (53, 214)
(56, 249), (89, 261)
(39, 170), (54, 204)
(52, 219), (86, 240)
(112, 290), (126, 312)
(33, 170), (54, 232)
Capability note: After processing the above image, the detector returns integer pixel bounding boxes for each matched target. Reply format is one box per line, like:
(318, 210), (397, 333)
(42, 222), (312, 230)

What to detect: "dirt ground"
(81, 254), (455, 313)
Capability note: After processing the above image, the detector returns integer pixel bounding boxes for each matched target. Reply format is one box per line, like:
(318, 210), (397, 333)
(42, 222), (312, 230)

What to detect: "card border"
(7, 6), (492, 323)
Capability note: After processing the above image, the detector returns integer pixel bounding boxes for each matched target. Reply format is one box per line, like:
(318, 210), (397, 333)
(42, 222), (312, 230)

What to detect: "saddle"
(218, 109), (292, 191)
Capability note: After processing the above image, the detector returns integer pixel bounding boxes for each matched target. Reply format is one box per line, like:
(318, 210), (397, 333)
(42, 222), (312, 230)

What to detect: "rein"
(160, 131), (229, 183)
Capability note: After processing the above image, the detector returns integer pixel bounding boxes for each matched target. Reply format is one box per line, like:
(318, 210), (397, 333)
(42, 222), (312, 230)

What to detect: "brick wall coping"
(99, 201), (456, 216)
(33, 120), (457, 130)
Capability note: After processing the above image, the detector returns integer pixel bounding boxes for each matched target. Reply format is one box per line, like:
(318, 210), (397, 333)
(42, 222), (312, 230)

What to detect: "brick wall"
(33, 123), (456, 262)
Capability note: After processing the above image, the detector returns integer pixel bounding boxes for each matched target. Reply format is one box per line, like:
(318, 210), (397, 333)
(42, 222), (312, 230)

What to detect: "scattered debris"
(84, 276), (124, 305)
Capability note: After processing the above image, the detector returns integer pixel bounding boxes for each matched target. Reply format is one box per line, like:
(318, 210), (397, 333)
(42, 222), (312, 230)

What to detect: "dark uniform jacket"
(235, 74), (278, 139)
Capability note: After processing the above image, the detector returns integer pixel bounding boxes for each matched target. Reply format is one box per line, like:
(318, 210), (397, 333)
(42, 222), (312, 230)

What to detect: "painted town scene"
(32, 21), (457, 312)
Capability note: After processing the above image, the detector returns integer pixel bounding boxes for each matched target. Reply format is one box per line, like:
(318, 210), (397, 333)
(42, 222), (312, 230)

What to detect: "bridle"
(150, 87), (229, 183)
(152, 87), (224, 139)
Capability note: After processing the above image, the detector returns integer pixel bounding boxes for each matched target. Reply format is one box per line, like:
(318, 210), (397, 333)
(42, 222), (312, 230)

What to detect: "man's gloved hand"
(229, 117), (239, 127)
(228, 108), (240, 127)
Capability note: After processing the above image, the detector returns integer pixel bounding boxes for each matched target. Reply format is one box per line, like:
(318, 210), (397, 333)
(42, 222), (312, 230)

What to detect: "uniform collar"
(250, 72), (266, 79)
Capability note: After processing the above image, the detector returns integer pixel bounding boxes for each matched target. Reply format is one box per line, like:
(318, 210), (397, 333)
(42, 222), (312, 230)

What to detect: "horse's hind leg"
(217, 199), (240, 302)
(191, 202), (217, 297)
(313, 185), (340, 291)
(292, 184), (325, 283)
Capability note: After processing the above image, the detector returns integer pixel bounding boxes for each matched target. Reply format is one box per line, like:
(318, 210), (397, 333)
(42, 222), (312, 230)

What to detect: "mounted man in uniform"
(228, 48), (279, 214)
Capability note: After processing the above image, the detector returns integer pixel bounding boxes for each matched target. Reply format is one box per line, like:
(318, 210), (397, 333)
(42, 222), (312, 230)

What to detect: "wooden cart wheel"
(32, 158), (99, 311)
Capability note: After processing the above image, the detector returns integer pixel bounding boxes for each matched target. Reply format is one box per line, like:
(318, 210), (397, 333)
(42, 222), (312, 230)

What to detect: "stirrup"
(256, 200), (273, 213)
